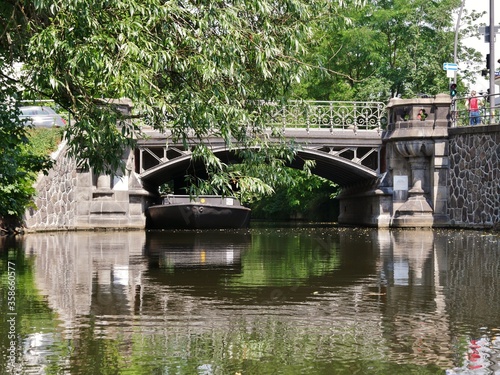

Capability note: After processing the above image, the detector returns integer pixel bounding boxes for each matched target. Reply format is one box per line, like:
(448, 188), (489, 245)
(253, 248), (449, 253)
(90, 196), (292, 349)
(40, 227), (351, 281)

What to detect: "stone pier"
(24, 101), (154, 231)
(338, 94), (452, 228)
(383, 93), (451, 227)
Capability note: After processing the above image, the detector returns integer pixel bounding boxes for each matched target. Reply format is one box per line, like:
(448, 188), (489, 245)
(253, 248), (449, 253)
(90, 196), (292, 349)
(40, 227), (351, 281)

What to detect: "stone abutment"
(24, 142), (153, 232)
(338, 93), (500, 229)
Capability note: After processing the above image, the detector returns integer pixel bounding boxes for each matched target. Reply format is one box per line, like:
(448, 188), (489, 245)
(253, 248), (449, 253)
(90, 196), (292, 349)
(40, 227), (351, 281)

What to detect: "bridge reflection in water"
(6, 227), (499, 373)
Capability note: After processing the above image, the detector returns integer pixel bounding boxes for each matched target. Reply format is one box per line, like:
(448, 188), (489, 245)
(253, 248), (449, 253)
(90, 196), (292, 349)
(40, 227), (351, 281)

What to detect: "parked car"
(19, 106), (67, 127)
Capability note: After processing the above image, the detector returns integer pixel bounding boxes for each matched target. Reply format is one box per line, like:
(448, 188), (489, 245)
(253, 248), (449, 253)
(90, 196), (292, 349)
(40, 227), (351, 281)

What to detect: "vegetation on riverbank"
(25, 128), (64, 158)
(0, 124), (62, 235)
(249, 169), (339, 222)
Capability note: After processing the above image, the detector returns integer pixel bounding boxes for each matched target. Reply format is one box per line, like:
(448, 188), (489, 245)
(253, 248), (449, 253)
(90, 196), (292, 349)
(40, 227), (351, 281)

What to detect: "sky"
(461, 0), (500, 93)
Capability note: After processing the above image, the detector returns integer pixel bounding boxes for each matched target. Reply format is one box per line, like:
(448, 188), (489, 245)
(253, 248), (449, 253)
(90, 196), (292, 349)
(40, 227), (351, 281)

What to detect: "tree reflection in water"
(1, 228), (499, 374)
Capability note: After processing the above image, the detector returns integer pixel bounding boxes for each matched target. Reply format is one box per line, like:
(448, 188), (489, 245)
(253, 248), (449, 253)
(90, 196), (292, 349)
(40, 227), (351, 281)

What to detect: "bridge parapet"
(385, 94), (451, 136)
(265, 100), (386, 132)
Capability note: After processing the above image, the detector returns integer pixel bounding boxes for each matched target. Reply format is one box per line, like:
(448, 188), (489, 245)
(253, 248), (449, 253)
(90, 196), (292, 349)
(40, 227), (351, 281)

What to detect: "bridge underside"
(137, 146), (380, 192)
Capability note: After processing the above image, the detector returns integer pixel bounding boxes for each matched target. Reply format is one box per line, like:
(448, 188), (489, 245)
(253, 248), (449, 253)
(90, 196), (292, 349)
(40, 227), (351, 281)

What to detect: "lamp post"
(488, 0), (495, 123)
(453, 0), (465, 84)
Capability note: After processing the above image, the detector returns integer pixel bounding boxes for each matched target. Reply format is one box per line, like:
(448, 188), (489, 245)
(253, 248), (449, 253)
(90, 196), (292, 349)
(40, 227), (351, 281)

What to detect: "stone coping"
(449, 123), (500, 136)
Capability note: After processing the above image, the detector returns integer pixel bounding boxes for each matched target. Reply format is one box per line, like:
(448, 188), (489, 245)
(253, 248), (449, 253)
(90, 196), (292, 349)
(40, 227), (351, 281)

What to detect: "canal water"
(1, 225), (500, 374)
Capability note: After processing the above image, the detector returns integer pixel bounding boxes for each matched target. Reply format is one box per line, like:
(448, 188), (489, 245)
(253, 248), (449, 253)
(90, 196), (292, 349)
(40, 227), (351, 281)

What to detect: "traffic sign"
(443, 63), (458, 71)
(479, 26), (500, 43)
(478, 26), (500, 34)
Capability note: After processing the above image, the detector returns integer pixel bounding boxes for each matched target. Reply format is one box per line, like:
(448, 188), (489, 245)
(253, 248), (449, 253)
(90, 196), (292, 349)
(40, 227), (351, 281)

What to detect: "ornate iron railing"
(265, 100), (387, 132)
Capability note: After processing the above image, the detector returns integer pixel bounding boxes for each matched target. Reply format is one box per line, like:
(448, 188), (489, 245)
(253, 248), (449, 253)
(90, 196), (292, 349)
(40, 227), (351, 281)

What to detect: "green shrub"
(0, 111), (59, 226)
(25, 128), (64, 157)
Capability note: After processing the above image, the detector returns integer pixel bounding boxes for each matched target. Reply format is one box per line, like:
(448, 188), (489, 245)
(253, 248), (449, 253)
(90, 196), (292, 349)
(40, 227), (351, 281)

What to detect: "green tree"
(292, 0), (484, 101)
(1, 0), (345, 221)
(3, 0), (327, 183)
(0, 71), (52, 225)
(249, 168), (339, 221)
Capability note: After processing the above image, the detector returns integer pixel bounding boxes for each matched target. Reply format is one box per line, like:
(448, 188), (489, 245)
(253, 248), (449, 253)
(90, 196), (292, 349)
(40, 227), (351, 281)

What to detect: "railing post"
(329, 102), (334, 133)
(377, 103), (382, 133)
(353, 103), (358, 134)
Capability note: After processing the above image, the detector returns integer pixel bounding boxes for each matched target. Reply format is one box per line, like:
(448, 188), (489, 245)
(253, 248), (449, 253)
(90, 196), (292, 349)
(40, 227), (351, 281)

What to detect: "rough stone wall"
(25, 142), (153, 232)
(448, 125), (500, 228)
(24, 142), (78, 230)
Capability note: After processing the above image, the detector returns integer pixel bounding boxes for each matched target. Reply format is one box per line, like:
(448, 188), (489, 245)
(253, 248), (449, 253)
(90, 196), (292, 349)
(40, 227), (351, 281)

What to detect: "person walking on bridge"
(465, 90), (483, 126)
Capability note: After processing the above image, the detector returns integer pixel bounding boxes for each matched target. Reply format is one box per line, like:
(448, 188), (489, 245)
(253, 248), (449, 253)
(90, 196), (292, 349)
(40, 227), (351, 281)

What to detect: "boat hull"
(147, 203), (251, 229)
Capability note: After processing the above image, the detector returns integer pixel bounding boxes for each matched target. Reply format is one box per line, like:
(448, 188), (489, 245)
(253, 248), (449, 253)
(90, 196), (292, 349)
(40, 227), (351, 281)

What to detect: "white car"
(19, 106), (67, 127)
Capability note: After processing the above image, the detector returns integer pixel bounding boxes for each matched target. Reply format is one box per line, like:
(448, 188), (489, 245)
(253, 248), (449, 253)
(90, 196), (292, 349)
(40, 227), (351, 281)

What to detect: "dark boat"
(146, 195), (251, 229)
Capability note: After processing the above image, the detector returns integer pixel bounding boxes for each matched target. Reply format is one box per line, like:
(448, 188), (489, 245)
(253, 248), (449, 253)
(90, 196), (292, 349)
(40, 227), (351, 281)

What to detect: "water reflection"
(25, 231), (146, 332)
(1, 228), (500, 374)
(145, 230), (249, 268)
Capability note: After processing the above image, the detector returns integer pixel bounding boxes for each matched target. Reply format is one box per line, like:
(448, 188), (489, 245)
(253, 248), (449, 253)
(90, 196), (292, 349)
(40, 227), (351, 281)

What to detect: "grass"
(25, 127), (64, 157)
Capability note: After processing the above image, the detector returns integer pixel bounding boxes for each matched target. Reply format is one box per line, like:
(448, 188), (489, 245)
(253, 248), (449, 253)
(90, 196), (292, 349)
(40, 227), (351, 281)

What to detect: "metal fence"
(451, 92), (500, 127)
(22, 96), (500, 130)
(265, 100), (387, 131)
(17, 99), (390, 132)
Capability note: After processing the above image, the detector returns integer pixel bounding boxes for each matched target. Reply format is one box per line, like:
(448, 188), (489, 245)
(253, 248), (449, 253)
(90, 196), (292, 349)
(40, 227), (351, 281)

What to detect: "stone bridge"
(25, 95), (500, 230)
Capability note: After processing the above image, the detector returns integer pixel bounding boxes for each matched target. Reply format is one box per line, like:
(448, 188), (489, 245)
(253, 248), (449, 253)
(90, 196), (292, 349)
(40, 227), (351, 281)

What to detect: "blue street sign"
(443, 63), (458, 71)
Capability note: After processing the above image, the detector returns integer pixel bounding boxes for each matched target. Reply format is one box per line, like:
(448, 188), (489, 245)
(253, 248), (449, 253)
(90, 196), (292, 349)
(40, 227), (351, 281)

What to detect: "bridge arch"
(139, 146), (379, 191)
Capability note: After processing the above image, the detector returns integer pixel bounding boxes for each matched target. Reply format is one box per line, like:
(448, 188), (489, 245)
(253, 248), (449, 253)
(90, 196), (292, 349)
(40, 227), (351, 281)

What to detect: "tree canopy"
(5, 0), (321, 172)
(291, 0), (484, 101)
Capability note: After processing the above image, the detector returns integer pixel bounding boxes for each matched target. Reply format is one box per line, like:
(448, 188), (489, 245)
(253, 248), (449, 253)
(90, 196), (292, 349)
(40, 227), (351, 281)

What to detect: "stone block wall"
(24, 142), (78, 230)
(448, 125), (500, 228)
(25, 143), (154, 232)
